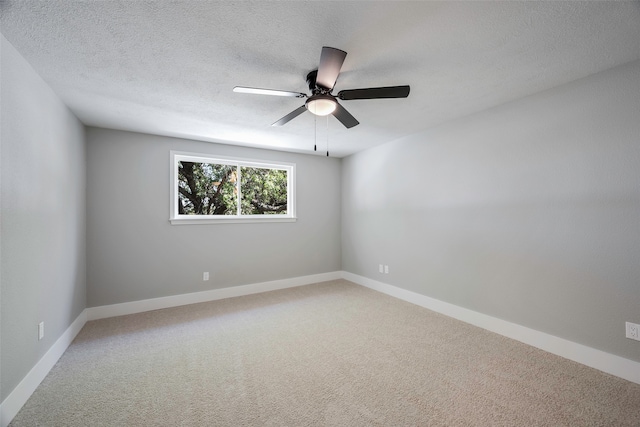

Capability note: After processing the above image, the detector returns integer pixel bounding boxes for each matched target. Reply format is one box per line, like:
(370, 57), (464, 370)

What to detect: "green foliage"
(241, 167), (288, 215)
(178, 162), (287, 216)
(178, 162), (237, 215)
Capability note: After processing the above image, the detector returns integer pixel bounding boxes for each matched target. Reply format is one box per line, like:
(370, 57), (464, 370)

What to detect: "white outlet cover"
(38, 322), (44, 340)
(626, 322), (640, 341)
(384, 265), (389, 274)
(203, 272), (210, 281)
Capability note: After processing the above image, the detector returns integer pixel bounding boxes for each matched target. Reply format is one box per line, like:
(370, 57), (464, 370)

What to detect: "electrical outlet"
(384, 265), (389, 274)
(379, 264), (384, 273)
(203, 272), (210, 281)
(38, 322), (44, 340)
(626, 322), (640, 341)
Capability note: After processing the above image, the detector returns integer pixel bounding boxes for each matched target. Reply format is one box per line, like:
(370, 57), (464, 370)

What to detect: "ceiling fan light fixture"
(234, 47), (409, 128)
(306, 95), (336, 116)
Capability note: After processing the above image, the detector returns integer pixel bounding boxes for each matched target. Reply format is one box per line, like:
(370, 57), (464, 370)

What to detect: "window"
(170, 151), (296, 224)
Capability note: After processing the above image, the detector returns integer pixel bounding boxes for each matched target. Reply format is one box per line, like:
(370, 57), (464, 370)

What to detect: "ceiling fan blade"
(234, 86), (306, 98)
(338, 85), (410, 100)
(332, 102), (359, 129)
(316, 47), (347, 90)
(271, 105), (307, 126)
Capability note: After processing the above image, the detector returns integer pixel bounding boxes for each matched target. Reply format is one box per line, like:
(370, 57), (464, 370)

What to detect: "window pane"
(178, 161), (237, 215)
(240, 166), (288, 215)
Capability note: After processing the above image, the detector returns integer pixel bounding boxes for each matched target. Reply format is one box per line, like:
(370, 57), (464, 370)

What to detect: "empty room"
(1, 1), (639, 426)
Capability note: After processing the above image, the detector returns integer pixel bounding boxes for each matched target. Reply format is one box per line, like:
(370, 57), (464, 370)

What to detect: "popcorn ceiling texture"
(1, 1), (639, 157)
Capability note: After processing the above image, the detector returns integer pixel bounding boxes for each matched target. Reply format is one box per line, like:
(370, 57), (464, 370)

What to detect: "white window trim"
(170, 151), (296, 225)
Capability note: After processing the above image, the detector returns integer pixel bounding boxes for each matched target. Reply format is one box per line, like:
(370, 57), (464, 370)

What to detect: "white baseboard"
(342, 271), (640, 385)
(86, 271), (342, 321)
(1, 271), (341, 426)
(0, 309), (88, 427)
(3, 270), (636, 427)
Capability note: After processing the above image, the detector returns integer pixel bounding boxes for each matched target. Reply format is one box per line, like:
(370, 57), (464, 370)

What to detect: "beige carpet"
(9, 280), (640, 426)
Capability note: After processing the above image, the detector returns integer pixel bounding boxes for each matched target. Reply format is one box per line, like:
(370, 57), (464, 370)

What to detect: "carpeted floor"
(9, 280), (640, 426)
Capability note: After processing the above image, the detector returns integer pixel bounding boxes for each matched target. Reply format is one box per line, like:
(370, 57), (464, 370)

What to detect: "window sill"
(170, 217), (297, 225)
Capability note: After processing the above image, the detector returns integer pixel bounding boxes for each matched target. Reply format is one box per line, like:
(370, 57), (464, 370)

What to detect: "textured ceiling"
(2, 1), (639, 157)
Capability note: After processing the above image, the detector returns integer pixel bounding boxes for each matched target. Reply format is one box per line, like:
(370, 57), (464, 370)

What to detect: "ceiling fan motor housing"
(305, 69), (337, 116)
(306, 70), (331, 93)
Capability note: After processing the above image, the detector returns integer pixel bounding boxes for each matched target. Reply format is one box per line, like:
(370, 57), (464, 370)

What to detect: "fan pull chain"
(314, 114), (317, 151)
(326, 115), (329, 157)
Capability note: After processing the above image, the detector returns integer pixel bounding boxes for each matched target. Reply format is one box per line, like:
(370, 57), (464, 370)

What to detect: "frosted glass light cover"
(307, 98), (336, 116)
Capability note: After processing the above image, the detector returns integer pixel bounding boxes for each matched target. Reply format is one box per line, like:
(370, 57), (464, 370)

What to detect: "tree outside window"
(171, 152), (295, 224)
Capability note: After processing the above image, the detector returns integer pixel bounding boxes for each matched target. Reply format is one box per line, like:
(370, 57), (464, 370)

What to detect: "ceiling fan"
(233, 46), (410, 129)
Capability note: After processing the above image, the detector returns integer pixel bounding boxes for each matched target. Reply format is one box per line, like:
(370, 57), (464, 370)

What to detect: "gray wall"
(2, 27), (637, 408)
(1, 35), (87, 401)
(342, 60), (640, 362)
(86, 128), (341, 307)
